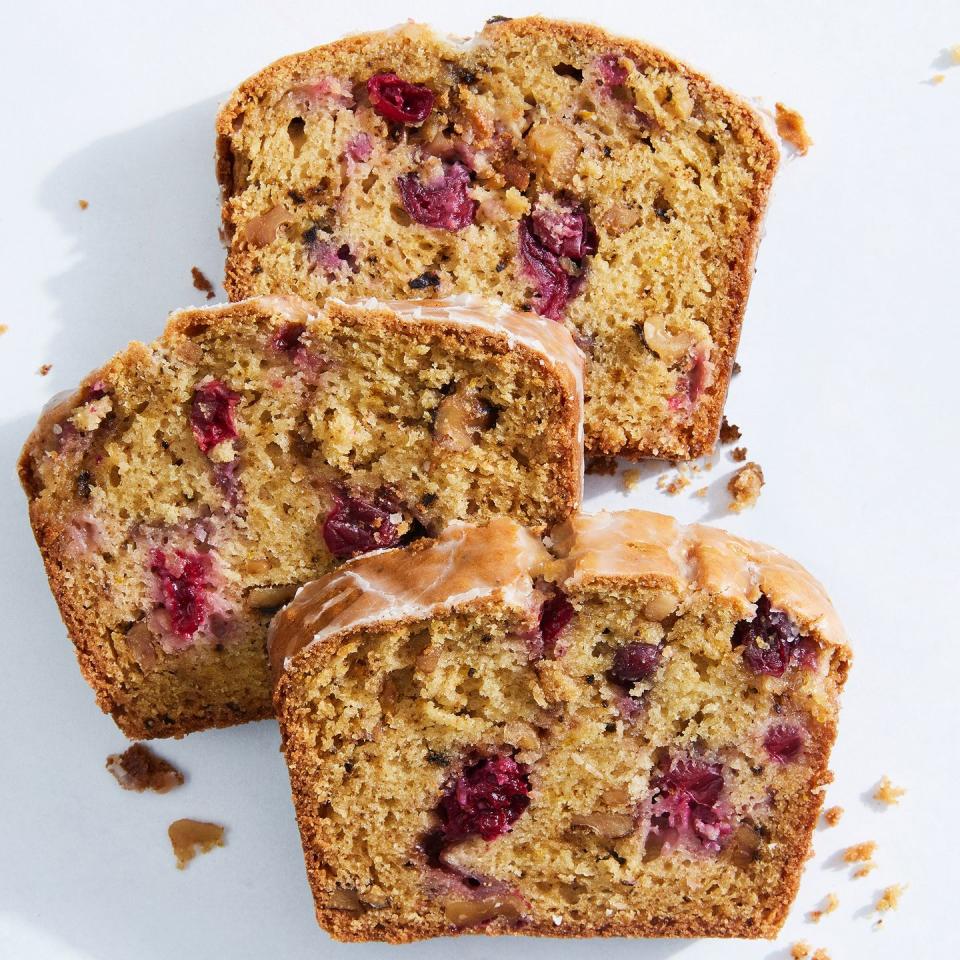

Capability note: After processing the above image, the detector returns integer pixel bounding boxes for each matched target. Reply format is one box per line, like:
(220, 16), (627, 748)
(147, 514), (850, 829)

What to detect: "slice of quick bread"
(19, 295), (583, 739)
(216, 16), (778, 460)
(270, 512), (849, 942)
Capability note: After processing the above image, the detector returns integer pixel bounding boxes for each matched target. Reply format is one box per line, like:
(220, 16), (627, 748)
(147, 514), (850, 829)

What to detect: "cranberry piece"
(345, 132), (373, 163)
(651, 755), (732, 852)
(150, 549), (210, 638)
(437, 754), (531, 844)
(397, 163), (477, 232)
(190, 380), (240, 454)
(322, 489), (399, 559)
(764, 723), (805, 764)
(595, 53), (628, 87)
(539, 591), (574, 648)
(609, 642), (662, 688)
(518, 202), (597, 320)
(367, 72), (435, 125)
(271, 323), (306, 354)
(304, 228), (355, 276)
(733, 595), (818, 678)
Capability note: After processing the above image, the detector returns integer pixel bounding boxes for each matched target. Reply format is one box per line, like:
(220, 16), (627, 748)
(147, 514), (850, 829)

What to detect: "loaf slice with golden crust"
(19, 295), (583, 739)
(216, 16), (778, 460)
(271, 511), (849, 942)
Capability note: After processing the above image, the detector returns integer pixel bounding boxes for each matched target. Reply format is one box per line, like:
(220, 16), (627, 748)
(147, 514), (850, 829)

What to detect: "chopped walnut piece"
(728, 462), (764, 512)
(586, 456), (617, 476)
(822, 805), (844, 827)
(775, 103), (813, 155)
(526, 120), (582, 188)
(718, 416), (741, 443)
(875, 884), (905, 913)
(569, 811), (635, 838)
(873, 775), (906, 806)
(730, 446), (747, 462)
(243, 204), (293, 247)
(168, 819), (225, 869)
(601, 202), (642, 237)
(843, 841), (877, 863)
(443, 894), (526, 927)
(433, 385), (497, 452)
(791, 943), (811, 960)
(106, 743), (184, 793)
(37, 363), (52, 376)
(247, 583), (298, 610)
(808, 892), (839, 923)
(191, 267), (216, 300)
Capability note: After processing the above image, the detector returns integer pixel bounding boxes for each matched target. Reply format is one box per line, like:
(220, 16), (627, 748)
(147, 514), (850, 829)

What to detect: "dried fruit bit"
(190, 267), (216, 300)
(718, 416), (741, 443)
(875, 884), (905, 913)
(150, 549), (211, 639)
(733, 594), (818, 678)
(397, 162), (477, 231)
(873, 775), (906, 806)
(775, 103), (813, 156)
(808, 892), (839, 923)
(106, 743), (184, 793)
(78, 199), (89, 210)
(367, 73), (435, 125)
(322, 489), (400, 559)
(650, 754), (731, 853)
(791, 943), (811, 960)
(822, 805), (844, 827)
(437, 754), (531, 843)
(728, 461), (764, 512)
(843, 841), (877, 864)
(409, 271), (440, 290)
(764, 723), (805, 763)
(191, 380), (241, 454)
(37, 363), (52, 376)
(609, 642), (662, 689)
(168, 818), (225, 869)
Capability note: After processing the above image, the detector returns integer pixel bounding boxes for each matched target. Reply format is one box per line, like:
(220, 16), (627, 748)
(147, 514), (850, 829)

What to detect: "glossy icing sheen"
(270, 510), (847, 678)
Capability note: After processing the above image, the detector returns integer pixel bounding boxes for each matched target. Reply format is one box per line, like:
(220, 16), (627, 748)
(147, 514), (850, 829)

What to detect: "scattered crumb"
(719, 416), (741, 443)
(37, 363), (52, 376)
(873, 775), (906, 806)
(168, 819), (225, 869)
(191, 266), (216, 300)
(106, 743), (184, 794)
(693, 486), (708, 498)
(657, 471), (690, 496)
(730, 446), (748, 462)
(775, 103), (813, 155)
(875, 884), (905, 913)
(853, 863), (876, 879)
(811, 950), (831, 960)
(0, 323), (8, 336)
(727, 462), (764, 512)
(843, 841), (877, 864)
(732, 361), (741, 376)
(78, 199), (89, 210)
(585, 456), (617, 476)
(621, 468), (641, 492)
(822, 805), (844, 828)
(952, 44), (960, 64)
(931, 73), (945, 85)
(791, 943), (811, 960)
(808, 892), (839, 923)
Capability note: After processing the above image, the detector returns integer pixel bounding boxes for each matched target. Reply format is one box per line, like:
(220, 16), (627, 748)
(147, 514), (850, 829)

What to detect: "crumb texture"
(106, 743), (184, 793)
(217, 16), (778, 460)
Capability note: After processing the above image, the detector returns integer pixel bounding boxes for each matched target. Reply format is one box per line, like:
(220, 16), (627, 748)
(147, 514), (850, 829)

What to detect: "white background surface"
(1, 2), (957, 958)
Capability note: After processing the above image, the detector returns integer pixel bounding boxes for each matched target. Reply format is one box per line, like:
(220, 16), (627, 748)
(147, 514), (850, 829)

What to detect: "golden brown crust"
(215, 17), (778, 462)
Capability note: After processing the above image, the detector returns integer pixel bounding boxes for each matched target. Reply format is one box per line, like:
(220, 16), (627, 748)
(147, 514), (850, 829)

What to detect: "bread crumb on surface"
(0, 323), (8, 336)
(775, 103), (813, 155)
(37, 363), (52, 376)
(106, 743), (184, 793)
(585, 456), (617, 476)
(790, 943), (811, 960)
(853, 863), (876, 879)
(730, 446), (747, 462)
(191, 266), (217, 300)
(843, 841), (877, 864)
(875, 884), (905, 913)
(822, 805), (844, 827)
(732, 361), (741, 376)
(873, 775), (906, 806)
(718, 416), (741, 443)
(727, 461), (764, 512)
(78, 199), (89, 210)
(168, 819), (225, 869)
(951, 43), (960, 64)
(693, 485), (708, 498)
(811, 950), (831, 960)
(657, 470), (690, 496)
(808, 892), (839, 923)
(621, 468), (641, 491)
(931, 73), (946, 85)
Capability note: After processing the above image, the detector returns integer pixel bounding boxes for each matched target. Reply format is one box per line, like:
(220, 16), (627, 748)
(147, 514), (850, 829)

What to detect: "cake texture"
(271, 511), (849, 942)
(216, 16), (778, 460)
(19, 294), (583, 739)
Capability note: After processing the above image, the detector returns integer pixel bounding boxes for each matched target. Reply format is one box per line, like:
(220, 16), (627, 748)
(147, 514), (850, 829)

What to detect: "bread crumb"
(732, 361), (741, 376)
(775, 103), (813, 155)
(951, 44), (960, 64)
(693, 485), (708, 498)
(106, 743), (184, 793)
(727, 462), (764, 512)
(853, 863), (876, 879)
(873, 775), (906, 806)
(586, 456), (617, 476)
(822, 805), (843, 827)
(811, 950), (831, 960)
(808, 892), (839, 923)
(78, 199), (89, 210)
(657, 470), (690, 496)
(730, 446), (747, 462)
(191, 266), (216, 300)
(37, 363), (52, 376)
(621, 468), (641, 491)
(875, 884), (905, 913)
(790, 943), (811, 960)
(0, 323), (8, 336)
(931, 73), (945, 85)
(718, 416), (741, 443)
(843, 841), (877, 863)
(168, 819), (225, 869)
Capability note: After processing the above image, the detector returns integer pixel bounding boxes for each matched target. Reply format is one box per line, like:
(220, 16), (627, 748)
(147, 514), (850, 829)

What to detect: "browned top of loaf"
(270, 510), (848, 678)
